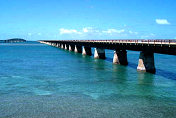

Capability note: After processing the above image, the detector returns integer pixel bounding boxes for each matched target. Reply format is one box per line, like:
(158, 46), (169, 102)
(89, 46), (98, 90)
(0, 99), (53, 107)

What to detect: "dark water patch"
(156, 69), (176, 80)
(128, 62), (138, 69)
(105, 57), (113, 62)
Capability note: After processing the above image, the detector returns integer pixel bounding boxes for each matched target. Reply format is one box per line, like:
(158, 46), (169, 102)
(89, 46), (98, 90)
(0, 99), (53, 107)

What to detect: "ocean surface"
(0, 41), (176, 118)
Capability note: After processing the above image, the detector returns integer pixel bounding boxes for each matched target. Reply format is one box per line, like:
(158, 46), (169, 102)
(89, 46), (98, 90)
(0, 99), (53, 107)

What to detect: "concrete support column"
(74, 45), (82, 53)
(137, 51), (156, 73)
(94, 48), (106, 59)
(65, 44), (68, 50)
(69, 45), (75, 51)
(113, 50), (128, 65)
(82, 47), (92, 56)
(61, 44), (64, 49)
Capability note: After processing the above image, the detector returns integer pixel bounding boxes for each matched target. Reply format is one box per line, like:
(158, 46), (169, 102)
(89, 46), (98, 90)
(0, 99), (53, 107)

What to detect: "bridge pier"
(69, 45), (75, 51)
(65, 44), (69, 50)
(56, 43), (58, 47)
(61, 44), (64, 49)
(137, 51), (156, 73)
(74, 45), (82, 53)
(94, 48), (106, 59)
(113, 50), (128, 65)
(53, 43), (56, 47)
(82, 47), (92, 56)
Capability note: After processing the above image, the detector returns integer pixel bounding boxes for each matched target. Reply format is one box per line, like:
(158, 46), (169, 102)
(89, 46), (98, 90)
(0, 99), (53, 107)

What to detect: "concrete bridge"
(39, 40), (176, 74)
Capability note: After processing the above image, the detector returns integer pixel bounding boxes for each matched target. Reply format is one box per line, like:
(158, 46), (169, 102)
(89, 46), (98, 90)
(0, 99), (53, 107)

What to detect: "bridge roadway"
(39, 40), (176, 74)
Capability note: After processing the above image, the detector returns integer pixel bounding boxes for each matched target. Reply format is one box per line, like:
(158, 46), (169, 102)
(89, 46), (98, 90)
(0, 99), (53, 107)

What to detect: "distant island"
(0, 38), (26, 43)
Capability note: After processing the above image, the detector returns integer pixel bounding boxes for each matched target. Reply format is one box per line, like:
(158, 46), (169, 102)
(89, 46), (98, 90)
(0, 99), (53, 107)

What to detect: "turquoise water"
(0, 41), (176, 118)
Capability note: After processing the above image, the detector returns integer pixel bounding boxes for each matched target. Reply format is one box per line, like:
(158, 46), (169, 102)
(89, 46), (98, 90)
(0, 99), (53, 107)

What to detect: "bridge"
(39, 40), (176, 74)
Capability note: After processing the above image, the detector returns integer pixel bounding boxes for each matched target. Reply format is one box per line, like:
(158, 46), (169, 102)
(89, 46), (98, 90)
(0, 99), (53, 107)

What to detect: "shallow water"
(0, 42), (176, 118)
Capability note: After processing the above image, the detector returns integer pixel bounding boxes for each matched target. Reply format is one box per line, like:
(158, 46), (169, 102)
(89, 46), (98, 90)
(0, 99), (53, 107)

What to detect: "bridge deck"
(41, 40), (176, 55)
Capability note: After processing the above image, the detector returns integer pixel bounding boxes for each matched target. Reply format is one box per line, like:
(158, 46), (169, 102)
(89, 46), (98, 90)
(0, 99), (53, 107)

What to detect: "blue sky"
(0, 0), (176, 40)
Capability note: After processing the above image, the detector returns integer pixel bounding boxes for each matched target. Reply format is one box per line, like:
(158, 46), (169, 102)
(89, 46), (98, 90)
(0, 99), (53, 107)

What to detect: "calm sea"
(0, 41), (176, 118)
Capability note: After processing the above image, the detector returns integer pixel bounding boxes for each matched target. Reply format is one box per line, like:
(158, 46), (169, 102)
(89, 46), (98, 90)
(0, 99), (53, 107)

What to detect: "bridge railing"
(73, 39), (176, 44)
(47, 39), (176, 45)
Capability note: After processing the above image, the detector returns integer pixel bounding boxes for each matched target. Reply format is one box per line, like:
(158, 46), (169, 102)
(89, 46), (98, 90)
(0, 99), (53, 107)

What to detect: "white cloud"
(82, 27), (100, 34)
(59, 28), (126, 36)
(59, 28), (82, 35)
(129, 31), (138, 35)
(59, 27), (140, 39)
(83, 28), (89, 33)
(82, 27), (93, 33)
(156, 19), (170, 25)
(102, 29), (125, 34)
(28, 33), (32, 36)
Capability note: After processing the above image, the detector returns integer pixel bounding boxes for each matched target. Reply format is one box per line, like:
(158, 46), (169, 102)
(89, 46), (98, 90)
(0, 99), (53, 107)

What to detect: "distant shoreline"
(0, 38), (26, 43)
